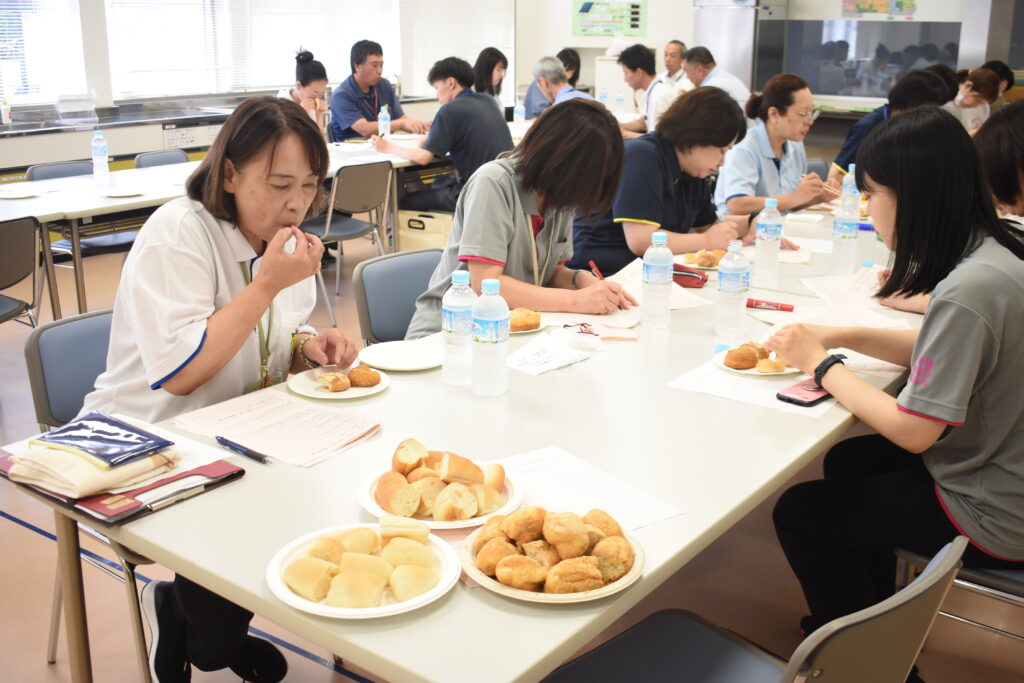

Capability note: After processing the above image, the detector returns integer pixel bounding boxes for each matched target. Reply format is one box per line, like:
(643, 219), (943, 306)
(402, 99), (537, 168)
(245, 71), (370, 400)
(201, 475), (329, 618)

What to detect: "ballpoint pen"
(215, 435), (271, 464)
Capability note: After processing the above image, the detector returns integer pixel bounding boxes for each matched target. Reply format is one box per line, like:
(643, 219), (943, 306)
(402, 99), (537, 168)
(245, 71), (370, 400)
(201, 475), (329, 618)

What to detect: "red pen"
(588, 260), (605, 280)
(747, 298), (794, 311)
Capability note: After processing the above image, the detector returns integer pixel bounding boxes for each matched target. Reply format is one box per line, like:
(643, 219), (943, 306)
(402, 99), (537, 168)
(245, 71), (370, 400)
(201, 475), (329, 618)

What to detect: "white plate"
(358, 338), (443, 371)
(358, 472), (523, 530)
(287, 367), (390, 400)
(459, 529), (645, 604)
(266, 523), (459, 619)
(105, 189), (144, 198)
(0, 189), (36, 200)
(510, 314), (546, 335)
(712, 349), (801, 376)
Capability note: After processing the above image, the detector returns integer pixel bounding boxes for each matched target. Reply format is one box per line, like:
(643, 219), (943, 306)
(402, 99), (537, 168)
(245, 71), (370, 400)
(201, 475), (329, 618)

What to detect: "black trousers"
(170, 574), (252, 672)
(773, 434), (1022, 631)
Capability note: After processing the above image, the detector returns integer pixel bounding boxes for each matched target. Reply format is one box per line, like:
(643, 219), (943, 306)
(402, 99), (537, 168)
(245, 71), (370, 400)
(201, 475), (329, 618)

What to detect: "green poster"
(573, 1), (646, 37)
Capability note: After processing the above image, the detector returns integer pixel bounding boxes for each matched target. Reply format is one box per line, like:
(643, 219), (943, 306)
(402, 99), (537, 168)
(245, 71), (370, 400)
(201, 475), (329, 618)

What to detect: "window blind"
(0, 0), (87, 105)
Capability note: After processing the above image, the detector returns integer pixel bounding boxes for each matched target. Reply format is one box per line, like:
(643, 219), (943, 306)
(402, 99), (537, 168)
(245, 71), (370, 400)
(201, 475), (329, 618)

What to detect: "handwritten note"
(506, 333), (591, 375)
(608, 258), (714, 310)
(668, 360), (836, 417)
(800, 266), (888, 310)
(544, 307), (641, 329)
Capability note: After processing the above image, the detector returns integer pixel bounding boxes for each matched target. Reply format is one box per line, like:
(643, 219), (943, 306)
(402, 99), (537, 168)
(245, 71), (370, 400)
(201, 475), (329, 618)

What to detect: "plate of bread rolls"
(680, 249), (727, 270)
(286, 365), (390, 400)
(266, 517), (460, 619)
(714, 342), (801, 376)
(459, 507), (644, 603)
(359, 438), (522, 529)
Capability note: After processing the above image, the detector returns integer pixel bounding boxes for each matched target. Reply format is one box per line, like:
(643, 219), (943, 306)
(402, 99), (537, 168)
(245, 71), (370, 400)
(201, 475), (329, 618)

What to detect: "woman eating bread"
(765, 107), (1024, 643)
(405, 98), (637, 339)
(81, 96), (358, 683)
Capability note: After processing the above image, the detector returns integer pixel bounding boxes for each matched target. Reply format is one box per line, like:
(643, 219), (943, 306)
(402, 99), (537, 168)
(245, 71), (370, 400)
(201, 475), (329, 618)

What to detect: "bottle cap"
(651, 232), (667, 246)
(727, 239), (742, 252)
(861, 259), (874, 268)
(451, 270), (469, 286)
(481, 278), (500, 294)
(764, 198), (779, 209)
(848, 163), (856, 175)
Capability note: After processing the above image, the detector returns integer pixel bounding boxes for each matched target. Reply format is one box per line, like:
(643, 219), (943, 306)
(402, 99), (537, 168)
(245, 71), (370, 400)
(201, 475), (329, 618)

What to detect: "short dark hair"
(923, 63), (958, 101)
(956, 67), (1001, 103)
(981, 60), (1014, 92)
(975, 99), (1024, 211)
(473, 47), (508, 97)
(556, 48), (581, 87)
(294, 50), (327, 86)
(682, 46), (715, 68)
(874, 43), (890, 60)
(855, 106), (1024, 298)
(667, 39), (686, 53)
(428, 57), (474, 89)
(617, 44), (656, 77)
(745, 73), (808, 122)
(657, 87), (747, 151)
(350, 40), (383, 73)
(511, 99), (624, 218)
(887, 70), (948, 112)
(187, 97), (328, 223)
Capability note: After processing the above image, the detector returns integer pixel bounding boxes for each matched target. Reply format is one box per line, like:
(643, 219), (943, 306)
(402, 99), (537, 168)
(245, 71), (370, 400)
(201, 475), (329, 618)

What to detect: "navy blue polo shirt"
(569, 132), (719, 276)
(423, 90), (513, 189)
(833, 105), (888, 173)
(330, 75), (405, 141)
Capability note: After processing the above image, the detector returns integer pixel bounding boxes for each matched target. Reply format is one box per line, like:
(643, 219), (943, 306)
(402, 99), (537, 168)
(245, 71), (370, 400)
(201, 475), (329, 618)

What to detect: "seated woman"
(277, 50), (328, 133)
(406, 99), (636, 339)
(473, 47), (509, 113)
(767, 106), (1024, 647)
(82, 96), (357, 682)
(942, 67), (1000, 133)
(715, 74), (829, 215)
(570, 87), (750, 276)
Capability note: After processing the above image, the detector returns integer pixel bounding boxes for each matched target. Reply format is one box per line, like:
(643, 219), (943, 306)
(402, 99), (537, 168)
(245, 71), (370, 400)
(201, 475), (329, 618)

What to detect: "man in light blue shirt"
(531, 56), (595, 108)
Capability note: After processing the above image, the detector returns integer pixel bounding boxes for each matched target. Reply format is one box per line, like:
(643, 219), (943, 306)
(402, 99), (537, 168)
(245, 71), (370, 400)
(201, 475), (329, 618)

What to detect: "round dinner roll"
(724, 345), (758, 369)
(509, 307), (541, 332)
(544, 556), (605, 594)
(347, 364), (381, 387)
(334, 527), (379, 555)
(469, 483), (506, 516)
(501, 506), (547, 544)
(325, 571), (387, 608)
(495, 555), (548, 591)
(338, 552), (393, 580)
(411, 477), (448, 517)
(307, 536), (344, 566)
(543, 512), (590, 559)
(439, 452), (484, 485)
(432, 481), (479, 521)
(380, 536), (437, 570)
(472, 515), (510, 555)
(284, 556), (338, 602)
(407, 466), (440, 483)
(392, 438), (428, 475)
(521, 539), (561, 570)
(390, 564), (439, 602)
(581, 509), (624, 539)
(317, 372), (350, 392)
(482, 463), (505, 491)
(584, 524), (607, 554)
(591, 536), (635, 582)
(474, 537), (520, 577)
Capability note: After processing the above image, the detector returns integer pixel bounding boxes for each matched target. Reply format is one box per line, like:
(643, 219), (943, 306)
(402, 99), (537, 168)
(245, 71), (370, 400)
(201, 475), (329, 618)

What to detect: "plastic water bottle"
(378, 104), (391, 137)
(614, 88), (626, 115)
(833, 163), (860, 274)
(598, 87), (609, 108)
(513, 98), (526, 125)
(716, 240), (750, 342)
(91, 131), (109, 186)
(471, 278), (510, 397)
(641, 232), (673, 328)
(754, 197), (782, 282)
(441, 270), (477, 386)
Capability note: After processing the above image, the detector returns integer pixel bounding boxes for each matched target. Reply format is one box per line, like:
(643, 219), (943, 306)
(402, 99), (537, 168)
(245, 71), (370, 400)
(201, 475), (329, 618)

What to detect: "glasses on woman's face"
(794, 109), (820, 123)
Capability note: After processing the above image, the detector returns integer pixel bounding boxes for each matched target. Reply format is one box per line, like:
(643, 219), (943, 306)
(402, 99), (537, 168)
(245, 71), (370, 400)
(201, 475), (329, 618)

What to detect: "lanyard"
(525, 212), (555, 287)
(240, 262), (274, 389)
(359, 86), (380, 119)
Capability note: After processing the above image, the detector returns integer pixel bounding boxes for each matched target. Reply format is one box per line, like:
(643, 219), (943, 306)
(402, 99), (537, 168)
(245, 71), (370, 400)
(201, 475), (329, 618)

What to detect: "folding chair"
(353, 248), (442, 344)
(0, 216), (42, 328)
(134, 149), (189, 168)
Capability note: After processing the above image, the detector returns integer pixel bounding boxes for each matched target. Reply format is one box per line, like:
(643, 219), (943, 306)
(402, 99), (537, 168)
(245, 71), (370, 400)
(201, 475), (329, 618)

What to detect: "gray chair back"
(135, 149), (189, 168)
(782, 536), (967, 682)
(26, 161), (93, 181)
(24, 309), (113, 428)
(354, 249), (442, 344)
(331, 161), (393, 215)
(807, 158), (828, 181)
(0, 216), (38, 290)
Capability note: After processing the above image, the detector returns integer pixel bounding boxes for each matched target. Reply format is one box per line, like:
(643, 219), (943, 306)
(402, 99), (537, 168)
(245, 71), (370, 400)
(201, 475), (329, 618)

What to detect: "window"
(0, 0), (87, 105)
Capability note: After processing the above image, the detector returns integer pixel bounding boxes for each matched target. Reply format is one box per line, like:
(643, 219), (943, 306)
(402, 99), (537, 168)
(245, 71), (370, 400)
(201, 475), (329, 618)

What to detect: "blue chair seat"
(300, 212), (375, 242)
(51, 232), (137, 256)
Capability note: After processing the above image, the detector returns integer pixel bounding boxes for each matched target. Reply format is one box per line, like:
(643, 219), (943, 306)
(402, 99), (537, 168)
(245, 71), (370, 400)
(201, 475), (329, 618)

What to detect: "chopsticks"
(822, 184), (842, 196)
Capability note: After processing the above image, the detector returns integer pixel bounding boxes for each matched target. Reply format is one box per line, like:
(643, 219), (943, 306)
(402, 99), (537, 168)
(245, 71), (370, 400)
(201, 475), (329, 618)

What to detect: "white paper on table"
(790, 236), (833, 254)
(544, 307), (641, 328)
(668, 360), (836, 417)
(742, 243), (812, 265)
(506, 332), (591, 375)
(607, 257), (713, 309)
(173, 391), (380, 467)
(800, 266), (888, 310)
(786, 212), (826, 224)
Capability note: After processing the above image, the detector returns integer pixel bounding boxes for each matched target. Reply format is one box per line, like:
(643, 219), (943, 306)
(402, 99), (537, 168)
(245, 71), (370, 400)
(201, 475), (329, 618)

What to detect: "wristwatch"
(813, 353), (847, 388)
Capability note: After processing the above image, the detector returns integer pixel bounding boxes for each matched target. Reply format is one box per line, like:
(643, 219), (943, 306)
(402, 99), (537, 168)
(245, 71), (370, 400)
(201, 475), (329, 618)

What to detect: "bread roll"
(432, 481), (479, 521)
(439, 452), (484, 485)
(756, 358), (787, 373)
(307, 536), (344, 565)
(284, 556), (339, 602)
(338, 552), (393, 580)
(407, 466), (440, 483)
(469, 484), (506, 516)
(501, 506), (547, 544)
(392, 438), (428, 475)
(542, 512), (590, 559)
(509, 307), (541, 332)
(682, 252), (698, 265)
(583, 524), (607, 554)
(380, 516), (430, 545)
(724, 345), (758, 369)
(495, 555), (547, 591)
(591, 536), (635, 582)
(482, 463), (505, 491)
(374, 471), (406, 505)
(521, 539), (561, 570)
(411, 477), (447, 517)
(334, 528), (378, 555)
(347, 364), (381, 387)
(474, 537), (520, 577)
(317, 372), (350, 392)
(472, 515), (510, 555)
(544, 556), (605, 594)
(325, 571), (387, 608)
(425, 450), (445, 470)
(390, 564), (439, 602)
(380, 536), (437, 570)
(374, 472), (420, 517)
(696, 252), (717, 268)
(581, 510), (624, 539)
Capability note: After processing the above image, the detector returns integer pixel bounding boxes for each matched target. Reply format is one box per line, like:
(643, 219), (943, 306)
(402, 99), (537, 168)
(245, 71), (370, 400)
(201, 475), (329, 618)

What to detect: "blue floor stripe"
(1, 508), (369, 681)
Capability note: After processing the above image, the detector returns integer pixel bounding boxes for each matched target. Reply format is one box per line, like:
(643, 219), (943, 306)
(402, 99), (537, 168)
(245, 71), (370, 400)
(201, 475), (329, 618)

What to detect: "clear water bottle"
(754, 197), (782, 282)
(471, 278), (510, 397)
(833, 163), (860, 274)
(91, 130), (109, 186)
(513, 98), (526, 125)
(614, 88), (626, 115)
(378, 104), (391, 137)
(716, 240), (750, 342)
(598, 87), (609, 108)
(441, 270), (477, 386)
(641, 232), (673, 329)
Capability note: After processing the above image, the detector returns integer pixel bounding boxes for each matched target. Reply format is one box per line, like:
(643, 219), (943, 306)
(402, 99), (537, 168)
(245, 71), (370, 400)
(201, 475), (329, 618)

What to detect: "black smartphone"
(777, 379), (832, 407)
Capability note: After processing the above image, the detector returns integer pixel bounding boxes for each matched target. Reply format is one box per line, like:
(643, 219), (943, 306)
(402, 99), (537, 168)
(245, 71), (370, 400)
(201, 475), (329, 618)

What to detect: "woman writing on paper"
(766, 107), (1024, 648)
(82, 96), (357, 682)
(405, 98), (636, 339)
(277, 49), (329, 133)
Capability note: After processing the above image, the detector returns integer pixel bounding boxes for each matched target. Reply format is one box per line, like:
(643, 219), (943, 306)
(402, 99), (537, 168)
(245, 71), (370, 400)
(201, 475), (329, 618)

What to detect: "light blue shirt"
(714, 123), (808, 215)
(553, 85), (595, 105)
(524, 79), (549, 119)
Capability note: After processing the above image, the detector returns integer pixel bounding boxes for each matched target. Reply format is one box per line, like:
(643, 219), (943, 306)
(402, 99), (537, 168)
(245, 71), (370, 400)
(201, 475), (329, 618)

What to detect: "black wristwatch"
(747, 209), (762, 229)
(813, 354), (847, 388)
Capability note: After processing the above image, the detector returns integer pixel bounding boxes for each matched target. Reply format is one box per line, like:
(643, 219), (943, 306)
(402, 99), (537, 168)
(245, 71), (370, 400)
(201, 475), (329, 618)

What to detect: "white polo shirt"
(82, 197), (316, 424)
(634, 78), (677, 132)
(701, 66), (752, 111)
(661, 69), (694, 93)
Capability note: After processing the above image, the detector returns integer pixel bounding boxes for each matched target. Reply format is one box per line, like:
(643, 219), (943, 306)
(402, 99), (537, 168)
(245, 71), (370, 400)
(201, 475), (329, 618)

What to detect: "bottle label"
(757, 222), (782, 241)
(472, 317), (509, 343)
(833, 219), (858, 238)
(442, 306), (473, 335)
(718, 270), (750, 293)
(642, 262), (672, 285)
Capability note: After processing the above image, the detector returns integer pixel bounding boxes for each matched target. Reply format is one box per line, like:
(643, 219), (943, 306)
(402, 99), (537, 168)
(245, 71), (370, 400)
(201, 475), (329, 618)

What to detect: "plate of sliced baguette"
(266, 517), (459, 619)
(359, 438), (522, 529)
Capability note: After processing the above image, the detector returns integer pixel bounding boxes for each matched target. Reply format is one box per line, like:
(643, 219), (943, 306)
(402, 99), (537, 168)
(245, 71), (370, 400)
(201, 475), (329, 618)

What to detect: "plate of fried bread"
(459, 507), (645, 604)
(714, 342), (801, 376)
(266, 519), (460, 619)
(509, 307), (545, 334)
(287, 364), (390, 400)
(679, 249), (726, 270)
